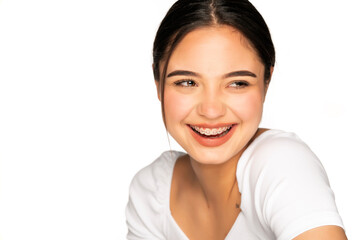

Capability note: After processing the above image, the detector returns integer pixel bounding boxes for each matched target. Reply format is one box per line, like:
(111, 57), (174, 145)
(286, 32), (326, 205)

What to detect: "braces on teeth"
(191, 126), (231, 136)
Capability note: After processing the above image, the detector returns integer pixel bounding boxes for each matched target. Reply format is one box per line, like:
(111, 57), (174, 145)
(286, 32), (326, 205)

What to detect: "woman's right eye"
(174, 80), (197, 87)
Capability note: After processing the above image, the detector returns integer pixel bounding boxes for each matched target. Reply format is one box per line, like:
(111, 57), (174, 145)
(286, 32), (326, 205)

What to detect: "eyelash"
(174, 79), (197, 87)
(228, 81), (249, 88)
(173, 80), (249, 89)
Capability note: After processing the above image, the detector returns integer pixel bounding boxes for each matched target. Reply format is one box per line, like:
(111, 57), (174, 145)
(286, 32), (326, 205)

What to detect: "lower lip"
(188, 124), (237, 147)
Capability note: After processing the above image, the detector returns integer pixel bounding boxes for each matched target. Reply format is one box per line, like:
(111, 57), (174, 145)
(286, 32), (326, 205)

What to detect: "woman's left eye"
(228, 81), (249, 88)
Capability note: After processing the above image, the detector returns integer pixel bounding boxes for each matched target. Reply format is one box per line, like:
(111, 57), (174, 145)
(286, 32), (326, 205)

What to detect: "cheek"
(229, 91), (264, 121)
(164, 89), (193, 124)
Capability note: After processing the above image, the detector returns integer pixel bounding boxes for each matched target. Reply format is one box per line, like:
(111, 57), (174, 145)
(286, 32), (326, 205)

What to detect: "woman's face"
(158, 25), (268, 165)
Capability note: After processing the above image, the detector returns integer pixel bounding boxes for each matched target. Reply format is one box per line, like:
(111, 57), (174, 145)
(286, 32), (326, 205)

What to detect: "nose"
(197, 91), (226, 119)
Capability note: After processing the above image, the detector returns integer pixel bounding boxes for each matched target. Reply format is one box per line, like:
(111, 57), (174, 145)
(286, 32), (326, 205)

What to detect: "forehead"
(167, 25), (264, 76)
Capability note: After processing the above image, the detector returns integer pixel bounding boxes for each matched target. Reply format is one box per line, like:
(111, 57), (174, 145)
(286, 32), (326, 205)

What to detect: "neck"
(189, 151), (242, 209)
(188, 128), (266, 209)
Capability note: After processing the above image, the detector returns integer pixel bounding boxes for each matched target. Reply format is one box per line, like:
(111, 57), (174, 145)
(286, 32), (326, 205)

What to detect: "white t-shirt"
(126, 129), (344, 239)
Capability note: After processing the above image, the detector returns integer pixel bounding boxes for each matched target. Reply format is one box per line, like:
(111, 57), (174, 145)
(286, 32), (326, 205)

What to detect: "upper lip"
(187, 123), (236, 128)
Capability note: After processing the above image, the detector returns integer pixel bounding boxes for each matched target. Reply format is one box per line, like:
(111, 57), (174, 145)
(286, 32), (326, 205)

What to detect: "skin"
(155, 25), (347, 240)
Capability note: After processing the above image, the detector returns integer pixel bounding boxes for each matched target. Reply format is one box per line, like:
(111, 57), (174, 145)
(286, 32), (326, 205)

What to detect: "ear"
(155, 80), (161, 101)
(263, 66), (274, 100)
(152, 63), (161, 101)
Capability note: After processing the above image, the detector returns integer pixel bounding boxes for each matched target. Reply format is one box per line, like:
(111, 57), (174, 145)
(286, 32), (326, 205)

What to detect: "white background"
(0, 0), (359, 239)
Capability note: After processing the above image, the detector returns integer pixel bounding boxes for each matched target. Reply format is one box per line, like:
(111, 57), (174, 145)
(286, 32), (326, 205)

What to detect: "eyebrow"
(224, 70), (257, 78)
(167, 70), (200, 78)
(167, 70), (257, 78)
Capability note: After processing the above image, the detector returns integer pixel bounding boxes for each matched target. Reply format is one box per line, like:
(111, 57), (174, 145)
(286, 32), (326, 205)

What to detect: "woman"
(126, 0), (347, 239)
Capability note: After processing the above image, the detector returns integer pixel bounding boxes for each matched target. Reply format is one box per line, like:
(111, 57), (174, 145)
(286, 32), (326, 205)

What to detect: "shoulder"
(125, 151), (185, 239)
(245, 130), (332, 205)
(128, 150), (185, 209)
(251, 130), (314, 160)
(130, 151), (181, 194)
(242, 130), (325, 178)
(238, 130), (344, 240)
(239, 129), (326, 198)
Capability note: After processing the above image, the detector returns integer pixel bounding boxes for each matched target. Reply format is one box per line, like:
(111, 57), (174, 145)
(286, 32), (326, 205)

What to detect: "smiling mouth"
(189, 125), (233, 139)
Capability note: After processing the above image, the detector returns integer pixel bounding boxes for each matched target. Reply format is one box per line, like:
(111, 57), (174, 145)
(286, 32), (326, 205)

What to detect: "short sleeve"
(243, 133), (344, 240)
(125, 167), (165, 239)
(125, 151), (179, 240)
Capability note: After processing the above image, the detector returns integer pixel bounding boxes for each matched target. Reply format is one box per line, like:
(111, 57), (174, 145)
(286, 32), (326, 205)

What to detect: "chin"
(187, 147), (243, 165)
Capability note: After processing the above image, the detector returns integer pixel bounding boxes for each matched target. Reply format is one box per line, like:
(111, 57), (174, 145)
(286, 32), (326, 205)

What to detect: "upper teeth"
(191, 126), (231, 136)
